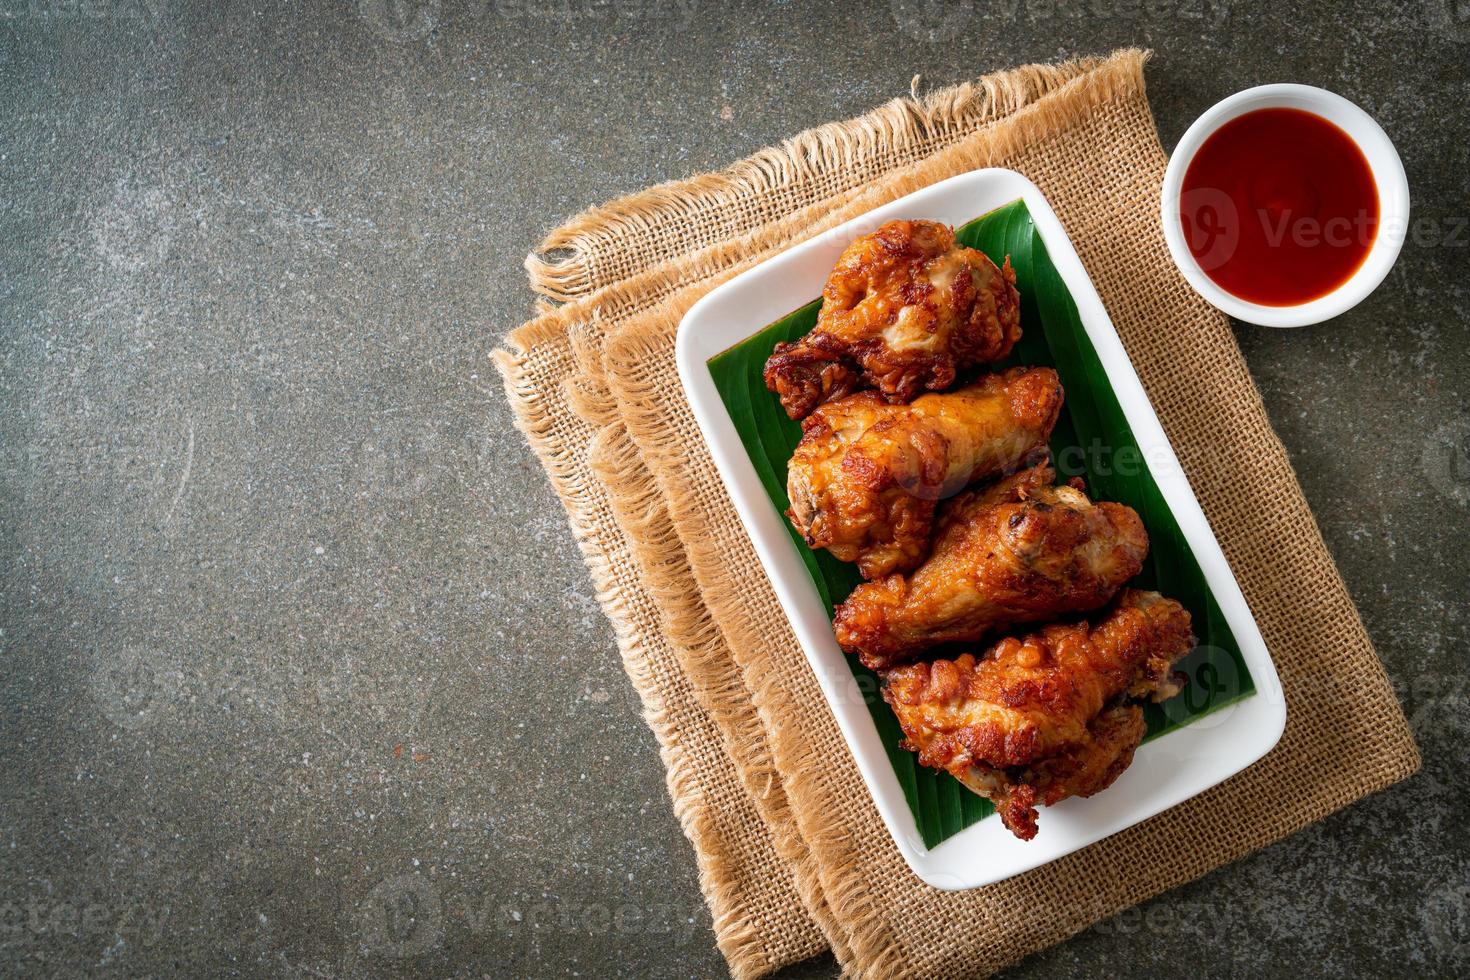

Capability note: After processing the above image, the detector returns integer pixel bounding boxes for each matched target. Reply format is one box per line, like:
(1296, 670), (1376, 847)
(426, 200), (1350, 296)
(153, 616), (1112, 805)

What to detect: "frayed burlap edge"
(505, 52), (1138, 359)
(524, 55), (1118, 303)
(597, 52), (1421, 978)
(494, 338), (834, 977)
(564, 340), (860, 969)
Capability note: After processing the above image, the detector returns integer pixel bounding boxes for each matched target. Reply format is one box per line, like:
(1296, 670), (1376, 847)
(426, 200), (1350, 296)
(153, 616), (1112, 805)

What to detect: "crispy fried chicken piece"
(764, 219), (1022, 419)
(785, 367), (1063, 579)
(960, 704), (1148, 841)
(834, 462), (1148, 670)
(882, 589), (1195, 839)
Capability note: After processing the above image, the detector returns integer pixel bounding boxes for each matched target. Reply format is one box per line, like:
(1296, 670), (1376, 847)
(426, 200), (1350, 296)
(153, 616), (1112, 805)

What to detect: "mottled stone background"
(1, 1), (1466, 977)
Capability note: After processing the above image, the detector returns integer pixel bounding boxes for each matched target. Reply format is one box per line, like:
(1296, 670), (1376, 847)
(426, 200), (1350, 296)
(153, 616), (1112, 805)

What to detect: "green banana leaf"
(707, 199), (1255, 849)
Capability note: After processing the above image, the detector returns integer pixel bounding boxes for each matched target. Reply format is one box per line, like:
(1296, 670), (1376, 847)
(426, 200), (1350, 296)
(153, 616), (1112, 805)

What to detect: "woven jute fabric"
(494, 50), (1420, 978)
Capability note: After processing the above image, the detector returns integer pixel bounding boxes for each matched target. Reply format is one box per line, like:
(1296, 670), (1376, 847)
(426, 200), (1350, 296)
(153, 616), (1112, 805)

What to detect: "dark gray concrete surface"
(1, 1), (1466, 976)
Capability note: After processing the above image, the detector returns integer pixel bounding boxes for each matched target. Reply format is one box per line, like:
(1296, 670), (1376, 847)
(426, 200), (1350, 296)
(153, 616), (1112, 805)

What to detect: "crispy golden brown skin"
(882, 589), (1195, 839)
(833, 462), (1148, 670)
(763, 219), (1022, 419)
(785, 367), (1063, 579)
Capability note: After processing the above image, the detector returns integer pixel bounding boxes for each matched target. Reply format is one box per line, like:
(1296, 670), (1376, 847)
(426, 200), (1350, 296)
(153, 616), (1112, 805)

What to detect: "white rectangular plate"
(675, 168), (1286, 890)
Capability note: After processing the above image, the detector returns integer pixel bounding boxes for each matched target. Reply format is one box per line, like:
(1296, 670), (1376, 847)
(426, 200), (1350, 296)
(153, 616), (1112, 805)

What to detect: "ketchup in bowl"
(1179, 107), (1379, 307)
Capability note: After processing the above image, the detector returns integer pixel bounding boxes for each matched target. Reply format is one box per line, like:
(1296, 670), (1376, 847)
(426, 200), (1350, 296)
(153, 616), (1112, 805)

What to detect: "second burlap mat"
(494, 50), (1420, 978)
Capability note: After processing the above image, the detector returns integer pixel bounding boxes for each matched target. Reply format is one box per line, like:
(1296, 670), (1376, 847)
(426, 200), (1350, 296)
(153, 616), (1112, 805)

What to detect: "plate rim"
(674, 167), (1287, 890)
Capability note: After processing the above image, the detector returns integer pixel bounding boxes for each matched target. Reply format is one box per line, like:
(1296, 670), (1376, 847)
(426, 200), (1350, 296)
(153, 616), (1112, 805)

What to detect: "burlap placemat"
(494, 50), (1420, 978)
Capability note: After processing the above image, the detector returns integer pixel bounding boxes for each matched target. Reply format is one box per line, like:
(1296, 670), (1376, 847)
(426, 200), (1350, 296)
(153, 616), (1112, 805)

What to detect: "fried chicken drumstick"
(882, 589), (1195, 840)
(785, 366), (1063, 579)
(764, 219), (1022, 420)
(834, 462), (1148, 670)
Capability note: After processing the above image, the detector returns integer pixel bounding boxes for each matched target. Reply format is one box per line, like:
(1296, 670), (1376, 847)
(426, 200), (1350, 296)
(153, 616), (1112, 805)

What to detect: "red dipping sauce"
(1180, 107), (1379, 306)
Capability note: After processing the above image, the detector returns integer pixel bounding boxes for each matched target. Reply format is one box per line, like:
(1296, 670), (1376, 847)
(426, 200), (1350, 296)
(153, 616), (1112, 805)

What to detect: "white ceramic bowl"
(1160, 84), (1409, 328)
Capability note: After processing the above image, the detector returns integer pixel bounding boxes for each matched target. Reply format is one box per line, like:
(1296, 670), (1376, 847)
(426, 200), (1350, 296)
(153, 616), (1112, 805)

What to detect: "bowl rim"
(1159, 83), (1410, 329)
